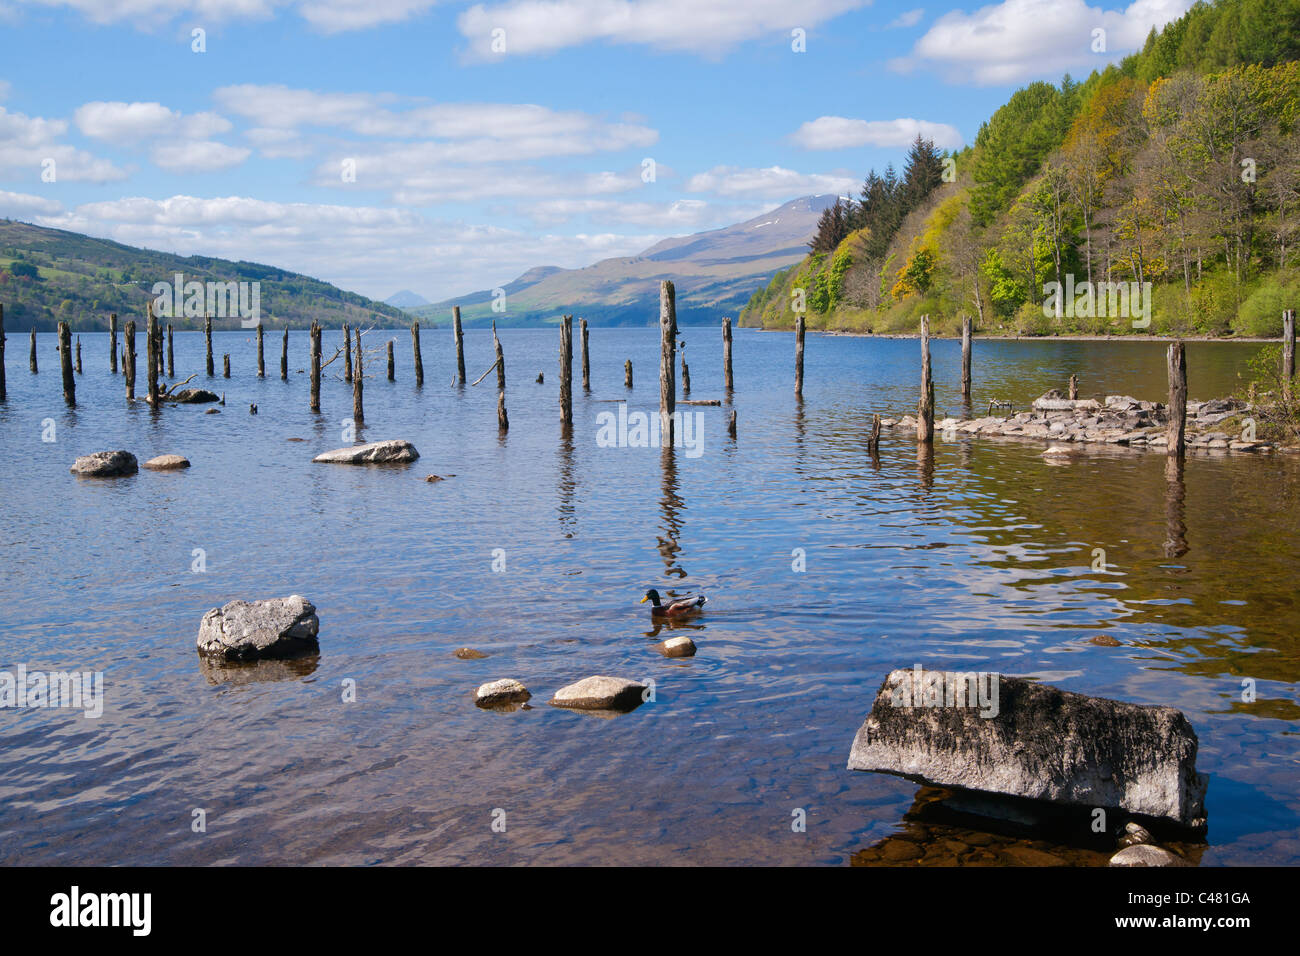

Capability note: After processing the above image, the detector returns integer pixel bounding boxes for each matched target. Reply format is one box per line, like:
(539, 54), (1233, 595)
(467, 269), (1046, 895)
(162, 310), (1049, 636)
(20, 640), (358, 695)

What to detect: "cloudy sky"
(0, 0), (1192, 302)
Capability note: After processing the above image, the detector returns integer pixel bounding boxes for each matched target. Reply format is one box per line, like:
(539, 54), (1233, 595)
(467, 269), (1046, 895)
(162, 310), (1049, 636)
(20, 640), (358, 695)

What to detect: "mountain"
(385, 289), (430, 308)
(410, 195), (838, 327)
(0, 219), (407, 331)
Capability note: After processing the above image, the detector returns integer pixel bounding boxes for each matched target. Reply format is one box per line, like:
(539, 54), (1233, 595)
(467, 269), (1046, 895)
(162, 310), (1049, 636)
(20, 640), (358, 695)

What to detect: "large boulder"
(550, 676), (646, 712)
(197, 595), (319, 661)
(170, 387), (220, 404)
(312, 440), (420, 464)
(847, 669), (1207, 827)
(70, 450), (138, 477)
(475, 678), (531, 708)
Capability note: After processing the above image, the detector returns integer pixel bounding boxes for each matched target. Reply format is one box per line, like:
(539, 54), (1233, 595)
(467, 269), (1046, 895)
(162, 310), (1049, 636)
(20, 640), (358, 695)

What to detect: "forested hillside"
(741, 0), (1300, 338)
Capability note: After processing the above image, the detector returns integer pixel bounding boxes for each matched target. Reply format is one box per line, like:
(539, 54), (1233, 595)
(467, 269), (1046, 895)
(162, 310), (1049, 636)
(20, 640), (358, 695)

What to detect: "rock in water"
(1109, 844), (1191, 867)
(70, 450), (138, 477)
(170, 387), (220, 404)
(550, 676), (646, 712)
(143, 454), (190, 470)
(656, 636), (697, 658)
(475, 679), (531, 707)
(847, 669), (1207, 827)
(312, 440), (420, 464)
(197, 595), (319, 661)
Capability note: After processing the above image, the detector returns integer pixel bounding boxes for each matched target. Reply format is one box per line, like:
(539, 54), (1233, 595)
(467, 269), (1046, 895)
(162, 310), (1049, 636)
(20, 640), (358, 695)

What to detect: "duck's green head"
(641, 588), (662, 606)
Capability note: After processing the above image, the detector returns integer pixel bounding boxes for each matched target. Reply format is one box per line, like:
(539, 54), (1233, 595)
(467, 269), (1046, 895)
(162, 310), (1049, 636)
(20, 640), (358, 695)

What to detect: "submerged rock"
(847, 669), (1208, 827)
(312, 439), (420, 464)
(170, 387), (220, 404)
(656, 636), (697, 658)
(550, 676), (646, 712)
(1109, 844), (1191, 867)
(70, 450), (138, 477)
(197, 594), (319, 661)
(455, 647), (489, 660)
(143, 454), (190, 470)
(475, 678), (531, 707)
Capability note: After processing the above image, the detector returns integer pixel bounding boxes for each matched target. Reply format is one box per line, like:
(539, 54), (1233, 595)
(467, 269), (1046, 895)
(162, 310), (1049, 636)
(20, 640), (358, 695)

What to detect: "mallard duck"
(641, 588), (706, 618)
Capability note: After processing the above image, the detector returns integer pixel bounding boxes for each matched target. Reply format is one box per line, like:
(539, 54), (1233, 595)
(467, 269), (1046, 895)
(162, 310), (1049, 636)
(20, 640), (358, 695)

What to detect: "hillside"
(411, 195), (837, 327)
(741, 0), (1300, 339)
(0, 220), (407, 331)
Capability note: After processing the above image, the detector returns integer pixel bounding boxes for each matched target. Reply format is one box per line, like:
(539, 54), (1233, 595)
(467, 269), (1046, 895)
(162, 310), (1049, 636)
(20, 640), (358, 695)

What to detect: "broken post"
(625, 359), (633, 389)
(453, 306), (466, 385)
(205, 315), (214, 376)
(794, 314), (805, 398)
(167, 323), (174, 378)
(223, 353), (230, 378)
(728, 407), (737, 439)
(1167, 340), (1186, 457)
(309, 321), (321, 413)
(681, 351), (691, 395)
(961, 313), (972, 402)
(723, 316), (734, 393)
(868, 413), (881, 453)
(109, 313), (118, 374)
(559, 313), (573, 426)
(412, 321), (424, 387)
(1069, 373), (1079, 401)
(281, 327), (288, 381)
(918, 314), (934, 444)
(343, 324), (352, 383)
(493, 322), (505, 390)
(75, 336), (82, 375)
(580, 317), (590, 392)
(29, 329), (37, 373)
(257, 323), (265, 377)
(124, 321), (136, 400)
(1284, 309), (1295, 402)
(146, 302), (159, 407)
(59, 321), (75, 407)
(498, 390), (509, 432)
(660, 280), (677, 446)
(387, 339), (395, 381)
(352, 327), (364, 426)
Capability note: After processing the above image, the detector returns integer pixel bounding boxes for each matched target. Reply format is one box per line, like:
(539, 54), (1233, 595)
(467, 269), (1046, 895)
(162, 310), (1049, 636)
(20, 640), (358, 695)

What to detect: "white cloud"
(151, 140), (252, 172)
(887, 7), (924, 27)
(523, 197), (745, 229)
(685, 165), (857, 199)
(457, 0), (870, 58)
(0, 188), (64, 218)
(297, 0), (437, 31)
(902, 0), (1193, 85)
(75, 101), (234, 144)
(13, 0), (438, 32)
(0, 105), (127, 182)
(791, 116), (963, 150)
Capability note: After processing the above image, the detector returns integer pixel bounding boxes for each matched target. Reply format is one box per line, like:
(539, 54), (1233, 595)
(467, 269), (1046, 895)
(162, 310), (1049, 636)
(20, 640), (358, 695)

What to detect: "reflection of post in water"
(1164, 455), (1188, 558)
(658, 443), (686, 578)
(794, 395), (806, 458)
(557, 425), (577, 538)
(917, 441), (934, 491)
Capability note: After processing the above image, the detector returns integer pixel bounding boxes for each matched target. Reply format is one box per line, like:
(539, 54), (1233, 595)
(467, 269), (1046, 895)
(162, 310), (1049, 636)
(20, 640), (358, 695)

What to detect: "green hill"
(741, 0), (1300, 339)
(0, 219), (407, 332)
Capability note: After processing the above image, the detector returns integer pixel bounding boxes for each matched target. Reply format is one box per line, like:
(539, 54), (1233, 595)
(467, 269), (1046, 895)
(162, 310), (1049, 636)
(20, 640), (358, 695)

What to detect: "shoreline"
(748, 327), (1282, 344)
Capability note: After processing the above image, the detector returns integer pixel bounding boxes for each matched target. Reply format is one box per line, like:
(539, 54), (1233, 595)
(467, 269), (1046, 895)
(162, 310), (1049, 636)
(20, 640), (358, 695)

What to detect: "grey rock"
(313, 440), (420, 464)
(550, 675), (647, 711)
(197, 594), (319, 661)
(142, 454), (190, 470)
(475, 678), (531, 707)
(1109, 844), (1191, 867)
(847, 669), (1208, 827)
(70, 450), (138, 477)
(656, 636), (697, 658)
(170, 387), (220, 404)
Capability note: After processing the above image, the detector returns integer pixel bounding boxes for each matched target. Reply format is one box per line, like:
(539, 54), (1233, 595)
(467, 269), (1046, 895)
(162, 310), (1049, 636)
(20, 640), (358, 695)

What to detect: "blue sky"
(0, 0), (1192, 301)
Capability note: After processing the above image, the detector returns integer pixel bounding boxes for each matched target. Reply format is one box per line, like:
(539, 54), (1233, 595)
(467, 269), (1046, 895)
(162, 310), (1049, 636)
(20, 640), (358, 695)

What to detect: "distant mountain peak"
(386, 289), (430, 308)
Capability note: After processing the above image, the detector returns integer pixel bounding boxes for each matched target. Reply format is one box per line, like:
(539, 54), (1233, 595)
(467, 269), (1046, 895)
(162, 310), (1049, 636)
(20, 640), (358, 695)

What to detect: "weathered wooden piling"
(961, 314), (972, 402)
(493, 322), (505, 390)
(498, 390), (509, 432)
(794, 314), (805, 398)
(109, 313), (118, 374)
(75, 336), (82, 374)
(660, 281), (677, 445)
(681, 351), (691, 395)
(352, 327), (364, 426)
(257, 324), (265, 377)
(453, 306), (466, 385)
(1069, 373), (1079, 401)
(625, 359), (633, 389)
(0, 304), (6, 401)
(223, 353), (230, 378)
(58, 321), (75, 407)
(343, 324), (352, 383)
(1167, 341), (1186, 457)
(205, 315), (214, 376)
(387, 339), (395, 381)
(722, 316), (734, 393)
(728, 407), (737, 439)
(153, 322), (162, 377)
(167, 324), (174, 378)
(559, 314), (573, 426)
(147, 303), (159, 407)
(29, 329), (37, 373)
(868, 413), (881, 453)
(917, 314), (934, 444)
(412, 321), (424, 387)
(124, 321), (136, 400)
(309, 321), (321, 412)
(580, 317), (590, 391)
(280, 326), (288, 380)
(1284, 309), (1296, 401)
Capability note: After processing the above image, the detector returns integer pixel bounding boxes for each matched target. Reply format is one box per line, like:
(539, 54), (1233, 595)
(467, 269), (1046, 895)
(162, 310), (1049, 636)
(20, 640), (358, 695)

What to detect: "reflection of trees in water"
(658, 443), (686, 579)
(556, 425), (577, 539)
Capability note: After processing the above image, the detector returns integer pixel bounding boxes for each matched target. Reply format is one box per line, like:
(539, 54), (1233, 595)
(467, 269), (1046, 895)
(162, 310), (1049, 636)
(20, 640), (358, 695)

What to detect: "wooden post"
(412, 321), (424, 387)
(794, 314), (805, 398)
(280, 326), (288, 380)
(868, 413), (881, 453)
(728, 407), (737, 439)
(309, 321), (321, 412)
(493, 322), (506, 390)
(29, 329), (37, 373)
(960, 313), (972, 402)
(681, 351), (691, 395)
(453, 306), (466, 385)
(1068, 373), (1078, 401)
(223, 353), (230, 378)
(59, 321), (75, 407)
(498, 390), (509, 432)
(1283, 309), (1295, 401)
(559, 314), (573, 426)
(167, 324), (174, 378)
(1167, 340), (1186, 457)
(153, 322), (162, 378)
(75, 336), (82, 374)
(124, 321), (136, 400)
(580, 317), (590, 391)
(343, 324), (352, 383)
(146, 302), (159, 407)
(352, 327), (364, 426)
(722, 316), (734, 393)
(624, 359), (633, 389)
(205, 315), (214, 376)
(109, 313), (118, 374)
(257, 323), (265, 377)
(918, 314), (934, 444)
(387, 339), (395, 381)
(659, 281), (677, 446)
(0, 304), (5, 401)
